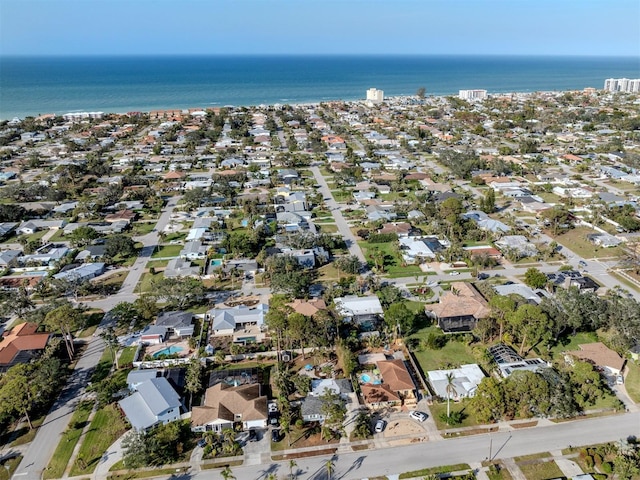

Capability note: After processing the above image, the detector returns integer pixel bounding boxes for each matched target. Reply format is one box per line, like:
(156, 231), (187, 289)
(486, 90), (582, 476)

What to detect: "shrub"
(584, 455), (594, 469)
(600, 462), (613, 474)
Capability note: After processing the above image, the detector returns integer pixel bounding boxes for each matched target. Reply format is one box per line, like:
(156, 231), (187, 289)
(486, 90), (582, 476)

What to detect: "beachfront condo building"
(459, 89), (488, 101)
(366, 88), (384, 105)
(604, 78), (640, 93)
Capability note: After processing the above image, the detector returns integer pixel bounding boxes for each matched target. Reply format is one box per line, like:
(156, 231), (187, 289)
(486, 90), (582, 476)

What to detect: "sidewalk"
(92, 431), (129, 479)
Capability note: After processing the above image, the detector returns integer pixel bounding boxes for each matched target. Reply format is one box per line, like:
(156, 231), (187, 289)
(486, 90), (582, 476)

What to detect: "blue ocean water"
(1, 55), (639, 120)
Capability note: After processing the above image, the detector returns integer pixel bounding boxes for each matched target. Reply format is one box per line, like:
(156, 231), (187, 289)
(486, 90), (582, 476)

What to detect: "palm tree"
(220, 465), (235, 480)
(289, 459), (298, 479)
(445, 372), (458, 419)
(325, 458), (335, 480)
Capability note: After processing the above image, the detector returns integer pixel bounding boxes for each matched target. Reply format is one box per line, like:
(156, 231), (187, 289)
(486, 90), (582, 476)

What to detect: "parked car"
(409, 410), (427, 422)
(374, 419), (386, 433)
(271, 429), (281, 443)
(269, 416), (279, 427)
(268, 402), (278, 413)
(449, 271), (460, 276)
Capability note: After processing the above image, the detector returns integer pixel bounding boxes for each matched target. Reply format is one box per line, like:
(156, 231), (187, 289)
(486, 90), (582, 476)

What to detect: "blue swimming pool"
(360, 374), (371, 383)
(210, 259), (222, 267)
(153, 345), (184, 358)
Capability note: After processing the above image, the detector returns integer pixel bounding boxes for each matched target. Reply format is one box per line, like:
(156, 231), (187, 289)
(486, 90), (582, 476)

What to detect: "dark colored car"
(271, 429), (281, 443)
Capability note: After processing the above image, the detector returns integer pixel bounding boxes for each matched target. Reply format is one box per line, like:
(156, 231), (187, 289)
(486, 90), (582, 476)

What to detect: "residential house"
(366, 204), (397, 222)
(156, 311), (194, 337)
(208, 304), (267, 337)
(140, 326), (168, 345)
(398, 236), (446, 264)
(191, 383), (267, 432)
(426, 282), (490, 333)
(334, 295), (383, 325)
(104, 209), (136, 224)
(495, 235), (538, 258)
(493, 283), (550, 305)
(565, 342), (625, 376)
(288, 298), (327, 317)
(462, 211), (511, 234)
(546, 270), (600, 292)
(179, 240), (207, 260)
(0, 322), (51, 372)
(164, 258), (200, 278)
(0, 250), (21, 268)
(127, 369), (160, 390)
(118, 377), (182, 431)
(17, 219), (66, 235)
(488, 344), (550, 378)
(53, 262), (105, 283)
(360, 384), (401, 410)
(375, 359), (417, 407)
(75, 245), (106, 262)
(427, 364), (486, 399)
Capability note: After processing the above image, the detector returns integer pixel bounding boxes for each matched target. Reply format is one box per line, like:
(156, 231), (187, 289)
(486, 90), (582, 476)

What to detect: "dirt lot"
(383, 418), (427, 438)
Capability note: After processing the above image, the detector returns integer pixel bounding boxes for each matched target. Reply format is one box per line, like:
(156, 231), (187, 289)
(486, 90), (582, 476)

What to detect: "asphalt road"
(310, 166), (367, 263)
(12, 336), (106, 480)
(186, 412), (639, 480)
(13, 195), (183, 479)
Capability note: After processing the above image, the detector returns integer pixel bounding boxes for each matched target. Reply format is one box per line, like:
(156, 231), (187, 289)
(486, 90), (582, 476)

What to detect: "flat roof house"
(334, 295), (383, 325)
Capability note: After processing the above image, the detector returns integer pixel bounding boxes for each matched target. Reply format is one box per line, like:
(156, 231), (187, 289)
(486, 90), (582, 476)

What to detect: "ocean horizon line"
(2, 53), (639, 60)
(2, 55), (638, 120)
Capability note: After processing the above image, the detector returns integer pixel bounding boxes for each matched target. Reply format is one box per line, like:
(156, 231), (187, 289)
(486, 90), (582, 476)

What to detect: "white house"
(118, 377), (182, 431)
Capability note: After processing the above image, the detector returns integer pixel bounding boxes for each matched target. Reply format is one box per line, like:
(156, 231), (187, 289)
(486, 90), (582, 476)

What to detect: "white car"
(409, 410), (427, 422)
(449, 271), (460, 276)
(374, 419), (386, 433)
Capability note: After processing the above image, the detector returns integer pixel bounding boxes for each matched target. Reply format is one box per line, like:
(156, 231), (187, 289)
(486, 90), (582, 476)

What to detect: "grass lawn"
(48, 229), (67, 242)
(404, 300), (427, 314)
(517, 460), (564, 480)
(553, 227), (623, 259)
(317, 263), (345, 282)
(330, 190), (353, 202)
(624, 361), (640, 403)
(408, 326), (477, 371)
(271, 423), (339, 452)
(0, 455), (22, 480)
(43, 401), (94, 479)
(130, 222), (156, 236)
(70, 404), (128, 476)
(7, 415), (46, 447)
(549, 331), (598, 357)
(90, 348), (115, 384)
(118, 346), (137, 366)
(318, 224), (339, 234)
(163, 232), (186, 242)
(151, 244), (182, 258)
(135, 272), (157, 294)
(108, 467), (187, 479)
(399, 463), (471, 479)
(430, 400), (482, 429)
(145, 259), (170, 269)
(358, 240), (423, 278)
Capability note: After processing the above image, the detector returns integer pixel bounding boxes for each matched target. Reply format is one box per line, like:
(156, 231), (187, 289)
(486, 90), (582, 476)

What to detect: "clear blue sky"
(1, 0), (639, 56)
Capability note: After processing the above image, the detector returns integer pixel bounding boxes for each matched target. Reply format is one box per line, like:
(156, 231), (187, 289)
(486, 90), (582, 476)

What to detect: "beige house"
(191, 383), (267, 433)
(565, 342), (625, 376)
(426, 282), (490, 333)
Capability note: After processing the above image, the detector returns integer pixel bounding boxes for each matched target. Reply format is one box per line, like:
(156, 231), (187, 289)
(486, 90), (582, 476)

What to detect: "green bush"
(584, 455), (594, 469)
(600, 462), (613, 474)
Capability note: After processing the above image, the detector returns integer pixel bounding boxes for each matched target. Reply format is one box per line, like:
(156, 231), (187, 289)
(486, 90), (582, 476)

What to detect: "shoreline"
(0, 88), (602, 121)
